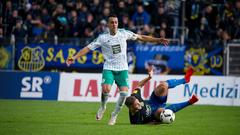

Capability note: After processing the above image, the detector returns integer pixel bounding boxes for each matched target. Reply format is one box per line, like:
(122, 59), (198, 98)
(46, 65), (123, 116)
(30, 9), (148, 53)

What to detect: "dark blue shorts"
(147, 92), (167, 115)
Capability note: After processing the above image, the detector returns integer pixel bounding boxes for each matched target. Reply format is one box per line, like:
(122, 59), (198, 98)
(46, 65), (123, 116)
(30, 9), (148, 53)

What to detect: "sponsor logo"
(145, 104), (152, 117)
(73, 79), (99, 97)
(18, 46), (45, 71)
(112, 44), (121, 54)
(20, 76), (52, 98)
(72, 79), (121, 98)
(184, 83), (239, 99)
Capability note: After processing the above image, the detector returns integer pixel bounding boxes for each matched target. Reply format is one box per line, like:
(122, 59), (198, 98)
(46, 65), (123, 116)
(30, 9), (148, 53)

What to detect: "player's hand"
(147, 66), (154, 78)
(66, 57), (75, 67)
(158, 38), (169, 46)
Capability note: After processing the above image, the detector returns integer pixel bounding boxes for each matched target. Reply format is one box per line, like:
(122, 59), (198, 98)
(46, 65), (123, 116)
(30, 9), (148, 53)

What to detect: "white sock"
(101, 92), (109, 109)
(112, 91), (128, 116)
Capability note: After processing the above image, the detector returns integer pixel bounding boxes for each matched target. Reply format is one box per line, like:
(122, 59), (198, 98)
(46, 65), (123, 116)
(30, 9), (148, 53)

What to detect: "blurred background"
(0, 0), (239, 75)
(0, 1), (240, 133)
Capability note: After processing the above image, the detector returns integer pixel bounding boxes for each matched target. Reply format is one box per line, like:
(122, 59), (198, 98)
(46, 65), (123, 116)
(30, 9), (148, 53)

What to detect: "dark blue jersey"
(129, 88), (154, 124)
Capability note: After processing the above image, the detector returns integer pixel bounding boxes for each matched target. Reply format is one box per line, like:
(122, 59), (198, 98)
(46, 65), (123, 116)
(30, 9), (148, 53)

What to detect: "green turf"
(0, 100), (239, 135)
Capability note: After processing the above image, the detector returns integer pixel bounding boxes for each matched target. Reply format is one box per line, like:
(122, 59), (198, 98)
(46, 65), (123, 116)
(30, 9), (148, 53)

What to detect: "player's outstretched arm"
(136, 66), (154, 88)
(66, 46), (90, 66)
(136, 35), (169, 46)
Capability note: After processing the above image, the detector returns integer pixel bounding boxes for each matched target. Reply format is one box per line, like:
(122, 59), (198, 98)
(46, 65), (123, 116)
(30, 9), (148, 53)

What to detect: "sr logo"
(20, 76), (52, 98)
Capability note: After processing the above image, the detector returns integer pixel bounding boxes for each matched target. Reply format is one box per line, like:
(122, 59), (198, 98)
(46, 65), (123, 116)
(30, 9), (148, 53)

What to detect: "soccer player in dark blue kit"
(125, 66), (199, 124)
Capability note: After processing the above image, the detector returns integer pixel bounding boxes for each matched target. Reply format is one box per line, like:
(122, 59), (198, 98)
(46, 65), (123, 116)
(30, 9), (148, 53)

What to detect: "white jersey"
(87, 29), (138, 71)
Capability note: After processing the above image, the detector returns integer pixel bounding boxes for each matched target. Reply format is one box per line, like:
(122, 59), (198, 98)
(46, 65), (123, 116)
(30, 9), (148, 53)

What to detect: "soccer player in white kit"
(66, 14), (169, 125)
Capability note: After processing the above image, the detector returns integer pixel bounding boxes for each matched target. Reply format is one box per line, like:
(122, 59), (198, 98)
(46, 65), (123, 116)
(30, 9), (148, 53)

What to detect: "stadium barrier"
(0, 71), (59, 100)
(58, 72), (240, 106)
(1, 71), (239, 106)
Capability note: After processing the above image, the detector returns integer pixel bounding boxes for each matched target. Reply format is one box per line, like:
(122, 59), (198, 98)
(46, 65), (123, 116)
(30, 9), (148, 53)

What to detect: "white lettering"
(32, 77), (43, 92)
(21, 77), (31, 91)
(21, 76), (45, 98)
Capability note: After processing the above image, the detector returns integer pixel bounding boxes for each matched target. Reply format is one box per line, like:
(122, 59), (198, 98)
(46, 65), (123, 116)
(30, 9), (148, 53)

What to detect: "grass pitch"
(0, 99), (239, 135)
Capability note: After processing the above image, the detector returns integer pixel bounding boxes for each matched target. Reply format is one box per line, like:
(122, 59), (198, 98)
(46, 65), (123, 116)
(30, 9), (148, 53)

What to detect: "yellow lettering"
(46, 48), (54, 62)
(210, 56), (216, 68)
(216, 56), (223, 68)
(92, 50), (104, 64)
(210, 55), (223, 68)
(54, 49), (65, 63)
(68, 48), (77, 58)
(77, 55), (87, 64)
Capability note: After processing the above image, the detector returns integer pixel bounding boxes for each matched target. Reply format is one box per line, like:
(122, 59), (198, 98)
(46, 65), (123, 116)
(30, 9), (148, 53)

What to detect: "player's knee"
(102, 84), (111, 93)
(154, 82), (168, 96)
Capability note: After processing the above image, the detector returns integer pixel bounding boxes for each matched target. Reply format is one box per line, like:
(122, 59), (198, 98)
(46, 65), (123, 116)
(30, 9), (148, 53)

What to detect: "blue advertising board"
(184, 47), (223, 75)
(0, 71), (60, 100)
(14, 43), (187, 74)
(13, 43), (223, 75)
(15, 43), (104, 71)
(133, 44), (186, 74)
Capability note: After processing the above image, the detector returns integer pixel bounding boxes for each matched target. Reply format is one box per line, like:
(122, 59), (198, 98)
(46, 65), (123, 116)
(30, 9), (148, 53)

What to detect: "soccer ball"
(160, 109), (175, 124)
